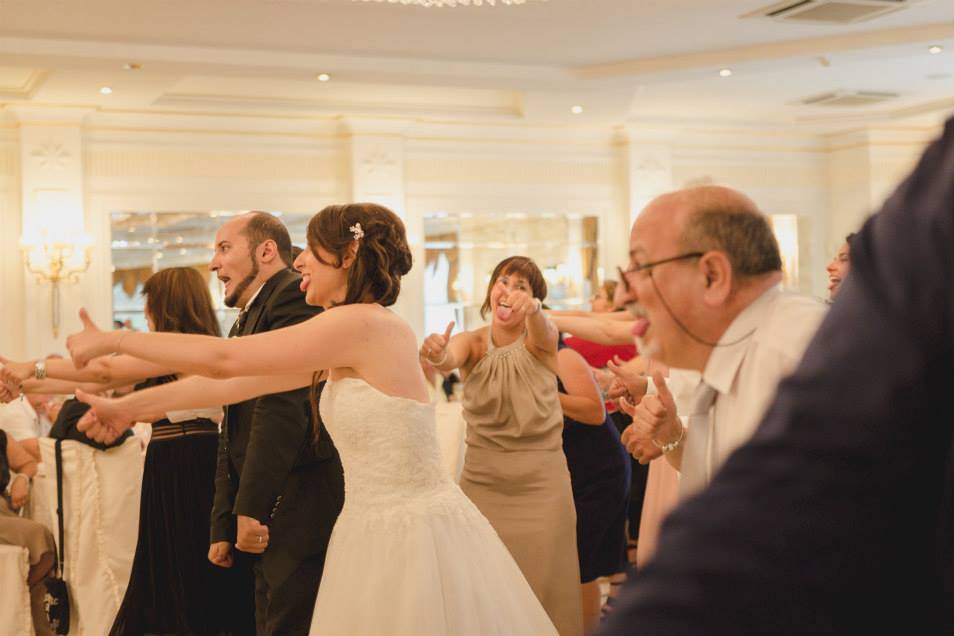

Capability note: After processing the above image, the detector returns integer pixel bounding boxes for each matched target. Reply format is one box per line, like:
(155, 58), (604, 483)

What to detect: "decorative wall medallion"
(31, 141), (72, 171)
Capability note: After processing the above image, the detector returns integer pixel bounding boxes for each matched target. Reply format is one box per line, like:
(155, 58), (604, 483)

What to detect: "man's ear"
(700, 252), (732, 305)
(257, 239), (280, 265)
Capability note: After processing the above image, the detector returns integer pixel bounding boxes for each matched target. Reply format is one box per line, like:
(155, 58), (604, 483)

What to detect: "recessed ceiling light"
(570, 105), (583, 114)
(929, 45), (944, 55)
(99, 86), (113, 95)
(719, 68), (733, 77)
(122, 63), (142, 71)
(317, 73), (331, 82)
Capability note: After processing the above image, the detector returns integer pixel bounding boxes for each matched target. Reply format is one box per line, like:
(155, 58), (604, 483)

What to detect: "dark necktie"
(232, 309), (249, 337)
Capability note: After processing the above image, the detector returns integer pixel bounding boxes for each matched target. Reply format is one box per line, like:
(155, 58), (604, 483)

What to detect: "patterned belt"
(150, 419), (218, 442)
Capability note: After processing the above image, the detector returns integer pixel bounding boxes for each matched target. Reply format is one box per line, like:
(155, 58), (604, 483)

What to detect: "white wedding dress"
(309, 377), (558, 635)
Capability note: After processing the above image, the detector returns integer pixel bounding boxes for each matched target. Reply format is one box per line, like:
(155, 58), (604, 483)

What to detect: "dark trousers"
(252, 552), (324, 635)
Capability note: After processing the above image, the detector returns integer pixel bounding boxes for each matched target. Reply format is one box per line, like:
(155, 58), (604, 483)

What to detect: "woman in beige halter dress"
(422, 256), (583, 636)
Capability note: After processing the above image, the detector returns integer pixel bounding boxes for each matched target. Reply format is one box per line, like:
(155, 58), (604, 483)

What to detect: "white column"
(626, 141), (673, 226)
(10, 106), (93, 356)
(341, 118), (424, 339)
(613, 128), (674, 273)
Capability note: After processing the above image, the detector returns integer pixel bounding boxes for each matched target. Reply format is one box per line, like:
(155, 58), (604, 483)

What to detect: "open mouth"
(300, 274), (311, 292)
(828, 277), (841, 290)
(218, 275), (232, 292)
(496, 301), (513, 321)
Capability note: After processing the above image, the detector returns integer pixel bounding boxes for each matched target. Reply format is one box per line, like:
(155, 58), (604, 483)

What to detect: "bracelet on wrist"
(651, 424), (686, 454)
(429, 349), (449, 367)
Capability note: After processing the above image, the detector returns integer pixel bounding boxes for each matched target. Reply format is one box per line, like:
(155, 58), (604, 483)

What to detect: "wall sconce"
(20, 234), (93, 337)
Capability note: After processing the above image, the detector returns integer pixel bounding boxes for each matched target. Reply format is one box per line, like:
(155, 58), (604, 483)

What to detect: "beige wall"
(0, 114), (942, 355)
(0, 126), (25, 359)
(671, 138), (829, 295)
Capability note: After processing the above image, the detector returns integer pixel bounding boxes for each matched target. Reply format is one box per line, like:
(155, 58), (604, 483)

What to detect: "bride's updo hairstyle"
(307, 203), (413, 307)
(306, 203), (412, 444)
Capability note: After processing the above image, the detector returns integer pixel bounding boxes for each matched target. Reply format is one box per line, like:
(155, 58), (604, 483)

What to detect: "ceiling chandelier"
(354, 0), (538, 6)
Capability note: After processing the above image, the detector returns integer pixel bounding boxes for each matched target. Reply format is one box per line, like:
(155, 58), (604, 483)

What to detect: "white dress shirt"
(680, 287), (827, 497)
(0, 397), (41, 440)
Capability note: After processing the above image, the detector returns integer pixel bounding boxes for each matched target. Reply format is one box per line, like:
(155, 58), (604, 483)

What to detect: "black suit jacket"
(210, 269), (343, 565)
(599, 118), (954, 635)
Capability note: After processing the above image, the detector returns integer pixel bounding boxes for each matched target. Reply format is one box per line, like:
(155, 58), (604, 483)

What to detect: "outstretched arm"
(524, 295), (559, 357)
(18, 377), (132, 397)
(67, 305), (375, 380)
(76, 372), (313, 444)
(548, 308), (632, 321)
(550, 313), (634, 346)
(1, 353), (173, 387)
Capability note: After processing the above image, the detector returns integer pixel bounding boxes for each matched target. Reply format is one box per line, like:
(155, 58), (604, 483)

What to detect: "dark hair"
(306, 203), (413, 307)
(142, 267), (221, 337)
(845, 232), (856, 244)
(681, 207), (782, 277)
(243, 211), (293, 267)
(480, 256), (547, 320)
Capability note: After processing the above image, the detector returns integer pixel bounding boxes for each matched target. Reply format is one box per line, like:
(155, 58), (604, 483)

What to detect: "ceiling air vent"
(744, 0), (914, 24)
(800, 90), (899, 106)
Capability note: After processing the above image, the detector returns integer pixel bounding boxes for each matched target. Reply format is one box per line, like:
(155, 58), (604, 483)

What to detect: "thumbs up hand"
(420, 322), (456, 368)
(620, 372), (680, 464)
(67, 308), (120, 369)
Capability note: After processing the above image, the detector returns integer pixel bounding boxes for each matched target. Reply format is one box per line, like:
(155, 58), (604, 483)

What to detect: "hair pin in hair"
(349, 222), (364, 241)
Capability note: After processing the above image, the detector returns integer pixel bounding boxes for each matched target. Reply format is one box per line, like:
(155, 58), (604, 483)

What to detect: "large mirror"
(110, 211), (312, 334)
(424, 212), (600, 335)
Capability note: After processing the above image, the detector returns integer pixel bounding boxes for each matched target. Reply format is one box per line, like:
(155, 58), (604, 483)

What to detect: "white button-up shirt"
(683, 287), (827, 494)
(0, 397), (41, 440)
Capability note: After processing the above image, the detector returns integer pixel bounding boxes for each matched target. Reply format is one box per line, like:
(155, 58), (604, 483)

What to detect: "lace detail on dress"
(309, 377), (560, 635)
(320, 378), (457, 513)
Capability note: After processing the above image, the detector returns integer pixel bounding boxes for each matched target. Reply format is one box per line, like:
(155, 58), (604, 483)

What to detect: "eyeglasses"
(617, 252), (704, 293)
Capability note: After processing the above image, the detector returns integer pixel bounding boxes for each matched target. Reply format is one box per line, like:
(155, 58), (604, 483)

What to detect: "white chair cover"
(0, 544), (34, 636)
(434, 401), (467, 483)
(34, 437), (144, 635)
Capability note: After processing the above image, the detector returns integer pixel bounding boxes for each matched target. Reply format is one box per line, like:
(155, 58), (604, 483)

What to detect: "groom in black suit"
(207, 211), (344, 635)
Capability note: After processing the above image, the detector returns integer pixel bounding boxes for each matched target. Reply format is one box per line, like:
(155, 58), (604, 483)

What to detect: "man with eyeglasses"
(598, 119), (954, 636)
(614, 185), (826, 498)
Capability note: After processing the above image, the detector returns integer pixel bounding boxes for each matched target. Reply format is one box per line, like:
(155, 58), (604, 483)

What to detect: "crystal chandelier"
(354, 0), (537, 6)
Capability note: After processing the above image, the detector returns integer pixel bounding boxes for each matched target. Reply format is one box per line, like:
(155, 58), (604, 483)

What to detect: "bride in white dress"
(66, 203), (558, 635)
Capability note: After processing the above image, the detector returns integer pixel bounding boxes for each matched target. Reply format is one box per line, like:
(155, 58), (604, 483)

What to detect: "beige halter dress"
(460, 331), (583, 636)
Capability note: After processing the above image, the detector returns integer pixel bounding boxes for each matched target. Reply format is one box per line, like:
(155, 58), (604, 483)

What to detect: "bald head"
(642, 185), (781, 279)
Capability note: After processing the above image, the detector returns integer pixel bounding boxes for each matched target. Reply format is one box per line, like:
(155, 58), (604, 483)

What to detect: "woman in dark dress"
(556, 339), (630, 635)
(0, 268), (247, 633)
(109, 267), (245, 635)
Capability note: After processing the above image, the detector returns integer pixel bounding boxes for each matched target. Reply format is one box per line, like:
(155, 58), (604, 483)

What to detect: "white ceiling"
(1, 0), (953, 130)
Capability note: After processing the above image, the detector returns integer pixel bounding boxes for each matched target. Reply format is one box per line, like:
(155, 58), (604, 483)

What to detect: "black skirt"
(110, 419), (251, 635)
